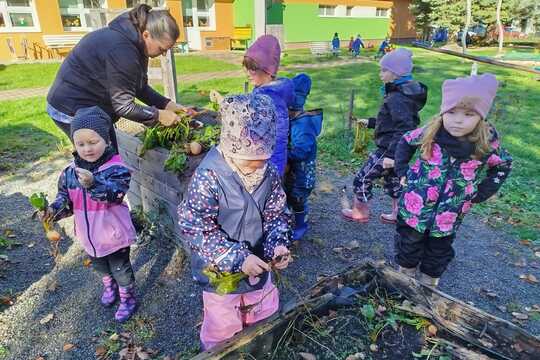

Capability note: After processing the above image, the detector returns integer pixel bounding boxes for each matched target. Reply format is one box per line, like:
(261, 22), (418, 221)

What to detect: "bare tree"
(462, 0), (472, 54)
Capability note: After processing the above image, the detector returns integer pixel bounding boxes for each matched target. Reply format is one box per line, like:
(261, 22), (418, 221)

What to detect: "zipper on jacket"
(82, 188), (97, 258)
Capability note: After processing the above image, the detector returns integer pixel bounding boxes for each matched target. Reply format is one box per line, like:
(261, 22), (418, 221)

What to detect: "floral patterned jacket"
(394, 125), (512, 237)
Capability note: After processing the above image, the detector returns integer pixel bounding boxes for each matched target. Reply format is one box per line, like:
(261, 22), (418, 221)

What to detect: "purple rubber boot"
(115, 284), (137, 322)
(101, 275), (118, 307)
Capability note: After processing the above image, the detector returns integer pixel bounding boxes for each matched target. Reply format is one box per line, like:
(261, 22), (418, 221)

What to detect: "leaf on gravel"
(39, 313), (54, 325)
(109, 333), (120, 341)
(63, 343), (75, 352)
(519, 239), (532, 247)
(497, 305), (507, 312)
(0, 295), (14, 306)
(47, 280), (58, 292)
(95, 346), (107, 358)
(519, 274), (539, 284)
(513, 258), (527, 267)
(83, 258), (92, 267)
(369, 344), (379, 352)
(345, 353), (366, 360)
(479, 288), (498, 299)
(35, 356), (46, 360)
(332, 247), (343, 253)
(427, 324), (438, 337)
(3, 229), (15, 238)
(298, 352), (317, 360)
(345, 240), (360, 250)
(512, 312), (529, 320)
(27, 242), (36, 248)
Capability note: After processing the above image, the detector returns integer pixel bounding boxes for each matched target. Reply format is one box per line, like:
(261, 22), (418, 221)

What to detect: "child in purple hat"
(393, 73), (512, 287)
(343, 48), (428, 224)
(243, 34), (294, 176)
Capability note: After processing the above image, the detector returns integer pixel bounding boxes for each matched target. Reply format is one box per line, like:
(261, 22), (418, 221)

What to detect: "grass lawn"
(281, 48), (379, 67)
(173, 54), (240, 74)
(1, 47), (538, 241)
(467, 47), (540, 61)
(0, 62), (60, 91)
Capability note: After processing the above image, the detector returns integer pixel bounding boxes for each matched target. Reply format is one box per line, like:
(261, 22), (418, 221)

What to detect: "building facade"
(0, 0), (414, 61)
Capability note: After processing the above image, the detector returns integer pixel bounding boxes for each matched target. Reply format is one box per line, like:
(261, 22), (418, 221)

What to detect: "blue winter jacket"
(253, 78), (294, 175)
(287, 109), (323, 194)
(332, 37), (340, 49)
(352, 38), (364, 52)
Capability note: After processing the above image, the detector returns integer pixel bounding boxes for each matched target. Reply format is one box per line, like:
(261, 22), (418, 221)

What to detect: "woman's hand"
(158, 109), (180, 127)
(75, 168), (94, 188)
(272, 245), (291, 270)
(241, 254), (271, 277)
(382, 157), (395, 169)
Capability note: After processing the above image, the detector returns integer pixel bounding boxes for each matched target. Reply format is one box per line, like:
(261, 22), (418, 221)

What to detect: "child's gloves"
(272, 245), (291, 270)
(382, 157), (395, 169)
(241, 254), (271, 277)
(75, 168), (94, 188)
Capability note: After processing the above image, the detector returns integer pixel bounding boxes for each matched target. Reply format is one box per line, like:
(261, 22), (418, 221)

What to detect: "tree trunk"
(496, 0), (504, 57)
(462, 0), (472, 54)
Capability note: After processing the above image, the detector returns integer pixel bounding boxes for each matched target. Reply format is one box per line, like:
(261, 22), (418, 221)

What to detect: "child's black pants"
(92, 247), (134, 287)
(394, 219), (455, 278)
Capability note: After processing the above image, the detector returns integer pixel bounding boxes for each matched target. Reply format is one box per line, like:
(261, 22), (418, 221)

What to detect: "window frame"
(59, 0), (108, 32)
(0, 0), (41, 33)
(182, 0), (215, 31)
(318, 5), (336, 17)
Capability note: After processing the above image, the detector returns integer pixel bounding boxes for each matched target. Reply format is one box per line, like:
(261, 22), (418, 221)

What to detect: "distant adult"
(47, 4), (188, 150)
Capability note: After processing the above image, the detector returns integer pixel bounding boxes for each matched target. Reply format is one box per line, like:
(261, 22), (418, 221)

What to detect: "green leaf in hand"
(29, 192), (48, 211)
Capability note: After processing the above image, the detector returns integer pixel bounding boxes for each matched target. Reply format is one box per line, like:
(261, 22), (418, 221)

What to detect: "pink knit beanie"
(244, 35), (281, 76)
(440, 73), (498, 119)
(379, 48), (413, 76)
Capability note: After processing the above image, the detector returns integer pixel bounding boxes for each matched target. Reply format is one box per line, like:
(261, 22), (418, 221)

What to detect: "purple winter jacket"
(252, 77), (294, 175)
(50, 155), (136, 258)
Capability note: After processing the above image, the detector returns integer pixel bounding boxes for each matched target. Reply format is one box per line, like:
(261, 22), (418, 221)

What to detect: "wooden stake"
(347, 88), (355, 130)
(161, 49), (178, 102)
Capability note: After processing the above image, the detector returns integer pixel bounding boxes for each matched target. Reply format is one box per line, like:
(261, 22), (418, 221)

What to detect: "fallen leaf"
(427, 324), (438, 337)
(39, 313), (54, 325)
(332, 247), (343, 253)
(345, 240), (360, 250)
(0, 295), (14, 306)
(369, 344), (378, 352)
(520, 274), (539, 284)
(298, 352), (317, 360)
(497, 305), (507, 312)
(512, 312), (529, 320)
(346, 353), (366, 360)
(34, 357), (46, 360)
(519, 239), (532, 247)
(82, 258), (92, 267)
(47, 280), (58, 292)
(109, 333), (119, 341)
(27, 242), (36, 248)
(513, 258), (527, 267)
(479, 288), (498, 299)
(63, 343), (75, 352)
(95, 346), (107, 357)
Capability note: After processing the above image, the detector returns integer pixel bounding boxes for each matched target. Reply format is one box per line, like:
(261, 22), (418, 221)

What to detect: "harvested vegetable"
(189, 142), (202, 155)
(29, 193), (62, 259)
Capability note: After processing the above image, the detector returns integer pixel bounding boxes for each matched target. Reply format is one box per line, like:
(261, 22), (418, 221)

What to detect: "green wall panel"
(283, 3), (390, 43)
(233, 0), (254, 28)
(267, 3), (284, 25)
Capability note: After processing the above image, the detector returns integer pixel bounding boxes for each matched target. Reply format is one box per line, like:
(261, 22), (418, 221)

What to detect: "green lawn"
(281, 48), (379, 67)
(1, 47), (538, 241)
(0, 62), (60, 91)
(173, 54), (240, 74)
(467, 47), (540, 61)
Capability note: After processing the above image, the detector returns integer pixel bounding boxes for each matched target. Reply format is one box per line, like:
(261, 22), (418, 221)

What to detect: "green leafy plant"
(29, 192), (62, 259)
(202, 267), (247, 295)
(164, 146), (188, 173)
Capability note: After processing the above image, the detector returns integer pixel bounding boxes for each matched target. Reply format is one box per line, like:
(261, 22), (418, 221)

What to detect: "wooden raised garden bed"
(194, 260), (540, 360)
(115, 112), (219, 237)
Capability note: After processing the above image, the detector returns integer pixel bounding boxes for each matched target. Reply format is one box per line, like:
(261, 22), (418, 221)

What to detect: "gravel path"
(0, 159), (539, 360)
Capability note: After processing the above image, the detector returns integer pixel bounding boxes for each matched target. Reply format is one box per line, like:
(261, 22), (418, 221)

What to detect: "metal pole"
(161, 49), (178, 103)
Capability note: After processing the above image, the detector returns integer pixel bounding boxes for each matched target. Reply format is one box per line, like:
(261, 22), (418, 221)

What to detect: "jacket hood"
(258, 77), (294, 105)
(109, 13), (145, 53)
(387, 80), (428, 112)
(292, 109), (323, 137)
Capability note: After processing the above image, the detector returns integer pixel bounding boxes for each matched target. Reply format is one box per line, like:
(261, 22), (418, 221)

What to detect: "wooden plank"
(414, 44), (540, 75)
(161, 49), (178, 102)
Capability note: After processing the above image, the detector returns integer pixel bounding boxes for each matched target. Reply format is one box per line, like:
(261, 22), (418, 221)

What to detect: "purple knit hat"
(440, 73), (498, 119)
(379, 48), (413, 76)
(245, 35), (281, 76)
(219, 93), (276, 160)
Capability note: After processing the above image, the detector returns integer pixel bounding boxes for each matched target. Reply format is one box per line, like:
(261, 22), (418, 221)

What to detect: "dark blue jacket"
(352, 38), (364, 52)
(287, 109), (323, 193)
(332, 37), (340, 49)
(47, 13), (170, 123)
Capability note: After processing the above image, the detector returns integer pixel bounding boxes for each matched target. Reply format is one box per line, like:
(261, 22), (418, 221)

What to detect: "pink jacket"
(51, 155), (136, 258)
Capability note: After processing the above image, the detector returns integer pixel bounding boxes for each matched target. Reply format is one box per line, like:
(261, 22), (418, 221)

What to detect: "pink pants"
(200, 276), (279, 350)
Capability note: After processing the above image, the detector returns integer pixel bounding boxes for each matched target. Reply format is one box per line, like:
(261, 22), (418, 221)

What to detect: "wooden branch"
(414, 44), (540, 75)
(347, 89), (355, 130)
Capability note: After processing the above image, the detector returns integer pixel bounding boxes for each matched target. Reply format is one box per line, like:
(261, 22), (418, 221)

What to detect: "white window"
(376, 8), (389, 17)
(0, 0), (40, 32)
(59, 0), (108, 32)
(318, 5), (336, 17)
(346, 6), (353, 17)
(127, 0), (165, 7)
(182, 0), (215, 30)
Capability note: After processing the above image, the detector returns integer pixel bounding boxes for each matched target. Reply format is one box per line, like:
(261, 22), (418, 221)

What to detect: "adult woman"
(47, 4), (187, 150)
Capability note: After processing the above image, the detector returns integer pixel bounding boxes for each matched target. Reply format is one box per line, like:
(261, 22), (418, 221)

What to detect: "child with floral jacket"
(394, 73), (512, 287)
(178, 93), (292, 350)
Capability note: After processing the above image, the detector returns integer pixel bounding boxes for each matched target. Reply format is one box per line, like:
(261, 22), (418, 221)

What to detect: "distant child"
(286, 73), (323, 241)
(332, 32), (340, 56)
(348, 36), (354, 54)
(342, 48), (427, 224)
(352, 34), (365, 57)
(178, 94), (292, 350)
(40, 106), (137, 322)
(378, 38), (390, 58)
(393, 74), (512, 287)
(244, 35), (294, 175)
